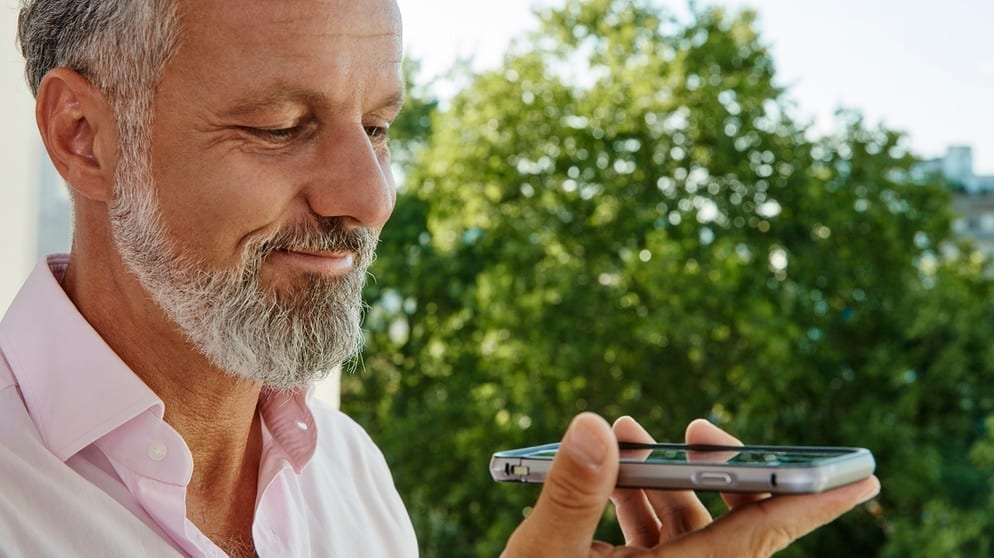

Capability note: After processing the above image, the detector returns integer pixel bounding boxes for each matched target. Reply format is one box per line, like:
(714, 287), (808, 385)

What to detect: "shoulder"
(309, 397), (373, 439)
(302, 398), (419, 555)
(0, 375), (179, 557)
(308, 397), (391, 470)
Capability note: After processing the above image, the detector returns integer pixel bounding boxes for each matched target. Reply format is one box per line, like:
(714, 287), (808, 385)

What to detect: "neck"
(61, 228), (263, 548)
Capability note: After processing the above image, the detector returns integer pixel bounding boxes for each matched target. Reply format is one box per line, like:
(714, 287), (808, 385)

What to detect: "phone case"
(490, 443), (876, 494)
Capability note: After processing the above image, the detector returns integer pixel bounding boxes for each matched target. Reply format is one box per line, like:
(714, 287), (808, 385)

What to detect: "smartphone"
(490, 442), (876, 494)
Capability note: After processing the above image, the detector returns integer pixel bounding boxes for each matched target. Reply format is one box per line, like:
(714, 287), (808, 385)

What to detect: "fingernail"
(565, 416), (609, 469)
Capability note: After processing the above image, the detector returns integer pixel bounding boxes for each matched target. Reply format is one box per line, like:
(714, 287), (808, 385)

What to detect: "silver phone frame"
(490, 443), (876, 494)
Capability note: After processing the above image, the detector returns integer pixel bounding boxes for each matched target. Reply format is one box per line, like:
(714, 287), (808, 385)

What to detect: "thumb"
(502, 413), (619, 557)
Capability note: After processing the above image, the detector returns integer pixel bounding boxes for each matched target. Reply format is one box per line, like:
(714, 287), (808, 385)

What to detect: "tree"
(343, 1), (994, 555)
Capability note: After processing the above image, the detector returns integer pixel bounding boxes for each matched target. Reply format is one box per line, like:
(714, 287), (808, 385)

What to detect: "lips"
(285, 247), (350, 259)
(270, 248), (355, 276)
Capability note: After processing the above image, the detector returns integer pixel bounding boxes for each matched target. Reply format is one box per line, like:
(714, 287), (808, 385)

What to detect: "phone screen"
(523, 443), (860, 466)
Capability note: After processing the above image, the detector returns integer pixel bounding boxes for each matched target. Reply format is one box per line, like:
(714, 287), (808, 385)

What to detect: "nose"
(304, 122), (396, 229)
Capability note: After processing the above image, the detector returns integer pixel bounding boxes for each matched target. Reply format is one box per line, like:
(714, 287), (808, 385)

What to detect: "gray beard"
(106, 153), (374, 391)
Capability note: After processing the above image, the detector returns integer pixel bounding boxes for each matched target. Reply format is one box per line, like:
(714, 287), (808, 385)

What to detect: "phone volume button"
(694, 472), (734, 486)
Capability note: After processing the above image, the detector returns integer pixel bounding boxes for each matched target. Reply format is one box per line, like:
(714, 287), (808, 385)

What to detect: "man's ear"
(35, 68), (119, 203)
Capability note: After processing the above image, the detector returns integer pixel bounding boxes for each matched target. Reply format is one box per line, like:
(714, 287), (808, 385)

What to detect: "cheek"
(150, 148), (301, 262)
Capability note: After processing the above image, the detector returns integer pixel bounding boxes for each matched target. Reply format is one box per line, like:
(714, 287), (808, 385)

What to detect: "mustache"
(253, 218), (378, 262)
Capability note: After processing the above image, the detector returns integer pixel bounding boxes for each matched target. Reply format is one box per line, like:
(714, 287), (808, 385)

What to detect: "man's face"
(109, 0), (404, 388)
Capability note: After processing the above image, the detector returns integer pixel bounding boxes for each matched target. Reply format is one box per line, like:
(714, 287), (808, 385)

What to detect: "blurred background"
(3, 0), (994, 556)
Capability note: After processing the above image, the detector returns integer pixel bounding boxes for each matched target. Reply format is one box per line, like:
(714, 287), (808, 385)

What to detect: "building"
(944, 146), (976, 191)
(921, 146), (994, 254)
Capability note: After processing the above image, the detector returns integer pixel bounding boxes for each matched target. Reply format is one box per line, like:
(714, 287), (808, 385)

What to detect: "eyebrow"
(376, 88), (406, 118)
(376, 90), (406, 115)
(222, 88), (323, 118)
(222, 87), (406, 119)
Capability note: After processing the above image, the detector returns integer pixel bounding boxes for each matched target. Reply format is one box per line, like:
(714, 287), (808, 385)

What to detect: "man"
(0, 0), (878, 556)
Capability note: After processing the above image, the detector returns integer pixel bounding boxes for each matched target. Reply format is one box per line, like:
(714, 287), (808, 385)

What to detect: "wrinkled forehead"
(175, 0), (403, 49)
(158, 0), (403, 106)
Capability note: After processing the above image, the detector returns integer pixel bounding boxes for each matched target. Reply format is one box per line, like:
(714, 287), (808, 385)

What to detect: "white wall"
(0, 2), (42, 313)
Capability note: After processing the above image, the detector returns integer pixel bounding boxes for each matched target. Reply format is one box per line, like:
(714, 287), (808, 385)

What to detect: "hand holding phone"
(499, 414), (881, 557)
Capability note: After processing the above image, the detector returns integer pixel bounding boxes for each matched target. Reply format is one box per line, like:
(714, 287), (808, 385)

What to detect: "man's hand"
(501, 413), (880, 558)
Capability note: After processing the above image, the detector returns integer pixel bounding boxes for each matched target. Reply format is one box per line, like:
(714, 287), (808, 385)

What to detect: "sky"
(403, 0), (994, 173)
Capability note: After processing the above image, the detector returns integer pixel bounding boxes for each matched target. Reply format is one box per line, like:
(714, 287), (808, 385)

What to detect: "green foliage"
(343, 1), (994, 555)
(387, 57), (439, 170)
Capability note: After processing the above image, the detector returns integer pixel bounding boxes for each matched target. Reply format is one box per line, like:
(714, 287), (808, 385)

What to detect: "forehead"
(166, 0), (403, 98)
(179, 0), (402, 40)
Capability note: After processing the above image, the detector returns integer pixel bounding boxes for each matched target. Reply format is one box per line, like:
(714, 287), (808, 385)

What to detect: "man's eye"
(257, 127), (300, 140)
(365, 125), (389, 140)
(238, 125), (304, 143)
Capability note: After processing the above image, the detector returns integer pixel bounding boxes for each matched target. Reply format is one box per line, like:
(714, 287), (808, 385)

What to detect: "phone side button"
(693, 472), (734, 487)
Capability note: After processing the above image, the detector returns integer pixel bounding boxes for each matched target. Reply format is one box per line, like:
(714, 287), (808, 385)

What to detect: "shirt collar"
(1, 254), (320, 470)
(0, 255), (163, 462)
(260, 384), (318, 472)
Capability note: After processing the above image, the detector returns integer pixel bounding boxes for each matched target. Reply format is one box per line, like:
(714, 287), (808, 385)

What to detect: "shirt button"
(148, 441), (168, 461)
(296, 420), (309, 431)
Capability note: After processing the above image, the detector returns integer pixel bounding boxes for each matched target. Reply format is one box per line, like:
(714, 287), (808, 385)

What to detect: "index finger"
(611, 417), (712, 545)
(685, 419), (766, 510)
(656, 476), (880, 558)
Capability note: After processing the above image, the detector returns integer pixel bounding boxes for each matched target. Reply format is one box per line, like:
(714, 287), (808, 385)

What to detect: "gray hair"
(17, 0), (181, 144)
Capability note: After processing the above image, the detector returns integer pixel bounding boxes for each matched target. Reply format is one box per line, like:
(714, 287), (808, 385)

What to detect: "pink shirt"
(0, 255), (418, 557)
